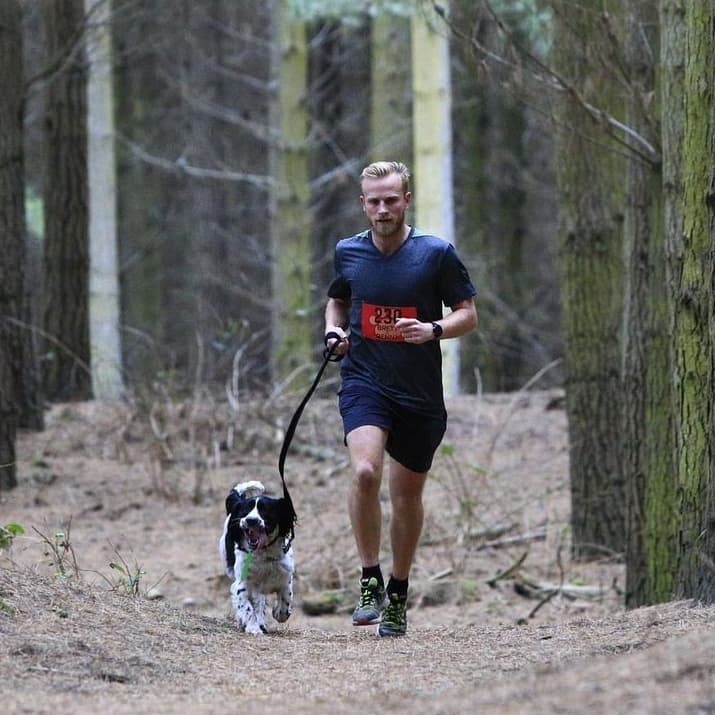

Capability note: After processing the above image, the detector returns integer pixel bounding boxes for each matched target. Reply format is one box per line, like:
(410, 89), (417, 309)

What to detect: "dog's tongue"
(247, 528), (268, 550)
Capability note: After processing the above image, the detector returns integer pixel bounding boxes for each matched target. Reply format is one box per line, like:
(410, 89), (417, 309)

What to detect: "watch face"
(432, 322), (443, 338)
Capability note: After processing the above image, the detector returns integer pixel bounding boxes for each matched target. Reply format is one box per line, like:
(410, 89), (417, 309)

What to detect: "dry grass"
(2, 390), (715, 714)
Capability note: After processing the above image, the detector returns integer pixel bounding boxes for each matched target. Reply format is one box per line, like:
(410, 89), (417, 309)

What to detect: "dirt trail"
(3, 566), (715, 715)
(2, 392), (715, 714)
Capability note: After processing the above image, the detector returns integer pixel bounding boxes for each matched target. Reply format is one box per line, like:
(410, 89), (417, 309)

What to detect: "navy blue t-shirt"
(328, 227), (477, 416)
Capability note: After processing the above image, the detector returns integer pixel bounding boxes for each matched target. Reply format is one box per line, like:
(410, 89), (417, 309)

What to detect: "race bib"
(362, 303), (418, 342)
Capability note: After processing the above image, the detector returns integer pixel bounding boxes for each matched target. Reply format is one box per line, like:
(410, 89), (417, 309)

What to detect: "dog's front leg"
(231, 583), (253, 632)
(231, 582), (266, 635)
(272, 572), (293, 623)
(244, 592), (267, 635)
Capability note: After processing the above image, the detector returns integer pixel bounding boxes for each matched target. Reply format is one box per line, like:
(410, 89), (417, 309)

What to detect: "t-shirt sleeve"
(438, 244), (477, 308)
(327, 276), (351, 300)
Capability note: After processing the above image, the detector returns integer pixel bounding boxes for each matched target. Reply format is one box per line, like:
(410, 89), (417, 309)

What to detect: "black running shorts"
(338, 385), (447, 473)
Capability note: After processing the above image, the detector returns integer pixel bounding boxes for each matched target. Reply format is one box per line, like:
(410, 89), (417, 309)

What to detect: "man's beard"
(372, 214), (405, 238)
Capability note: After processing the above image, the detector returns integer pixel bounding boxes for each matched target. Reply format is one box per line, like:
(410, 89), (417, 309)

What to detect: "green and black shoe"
(352, 576), (387, 626)
(377, 592), (407, 637)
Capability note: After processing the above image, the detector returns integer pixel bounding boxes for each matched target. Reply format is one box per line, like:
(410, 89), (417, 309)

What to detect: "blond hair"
(360, 161), (410, 192)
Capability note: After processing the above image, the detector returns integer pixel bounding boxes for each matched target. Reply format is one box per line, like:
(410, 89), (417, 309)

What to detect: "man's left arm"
(395, 298), (478, 344)
(434, 298), (478, 339)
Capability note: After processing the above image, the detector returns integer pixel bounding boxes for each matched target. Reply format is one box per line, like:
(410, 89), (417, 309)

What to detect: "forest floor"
(2, 386), (715, 714)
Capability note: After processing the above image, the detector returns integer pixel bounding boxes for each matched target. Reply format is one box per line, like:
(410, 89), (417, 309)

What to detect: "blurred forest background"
(2, 0), (715, 607)
(13, 0), (562, 400)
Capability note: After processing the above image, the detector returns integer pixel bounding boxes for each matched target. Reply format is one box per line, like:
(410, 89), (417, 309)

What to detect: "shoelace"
(382, 596), (406, 624)
(358, 586), (380, 607)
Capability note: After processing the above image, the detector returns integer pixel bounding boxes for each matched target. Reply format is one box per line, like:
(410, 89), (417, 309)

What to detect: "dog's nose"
(244, 516), (262, 529)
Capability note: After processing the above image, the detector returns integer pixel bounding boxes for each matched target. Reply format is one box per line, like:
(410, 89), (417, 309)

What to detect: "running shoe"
(377, 592), (407, 637)
(352, 576), (386, 625)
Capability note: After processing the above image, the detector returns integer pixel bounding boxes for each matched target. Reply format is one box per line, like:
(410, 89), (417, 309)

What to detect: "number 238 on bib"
(361, 303), (418, 342)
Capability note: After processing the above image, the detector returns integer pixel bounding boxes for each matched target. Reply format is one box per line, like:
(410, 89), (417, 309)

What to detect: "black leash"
(276, 332), (343, 548)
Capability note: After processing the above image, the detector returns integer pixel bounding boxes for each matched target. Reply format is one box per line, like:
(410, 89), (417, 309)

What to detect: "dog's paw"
(236, 606), (267, 635)
(243, 619), (268, 635)
(273, 600), (292, 623)
(236, 615), (266, 635)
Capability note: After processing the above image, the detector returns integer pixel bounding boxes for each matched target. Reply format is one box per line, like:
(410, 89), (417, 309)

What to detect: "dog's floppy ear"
(223, 524), (236, 572)
(225, 490), (241, 515)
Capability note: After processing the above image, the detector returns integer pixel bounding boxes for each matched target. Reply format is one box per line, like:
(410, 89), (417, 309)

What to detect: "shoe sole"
(376, 624), (406, 637)
(352, 613), (382, 626)
(352, 595), (387, 626)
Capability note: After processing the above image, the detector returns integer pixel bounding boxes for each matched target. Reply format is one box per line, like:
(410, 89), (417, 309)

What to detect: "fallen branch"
(474, 527), (546, 551)
(429, 567), (454, 582)
(515, 578), (608, 601)
(463, 522), (518, 542)
(487, 551), (529, 588)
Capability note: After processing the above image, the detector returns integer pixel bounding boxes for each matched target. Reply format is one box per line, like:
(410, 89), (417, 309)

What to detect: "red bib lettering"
(362, 303), (418, 342)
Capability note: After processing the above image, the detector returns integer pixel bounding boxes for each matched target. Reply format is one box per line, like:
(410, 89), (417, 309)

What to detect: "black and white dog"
(219, 480), (296, 635)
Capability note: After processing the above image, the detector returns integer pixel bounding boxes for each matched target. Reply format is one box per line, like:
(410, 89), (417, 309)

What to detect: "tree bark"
(370, 10), (412, 164)
(85, 0), (123, 400)
(552, 1), (627, 558)
(0, 0), (25, 490)
(637, 0), (685, 606)
(42, 0), (92, 402)
(113, 1), (164, 384)
(621, 0), (669, 608)
(412, 0), (460, 397)
(270, 0), (312, 383)
(673, 1), (715, 602)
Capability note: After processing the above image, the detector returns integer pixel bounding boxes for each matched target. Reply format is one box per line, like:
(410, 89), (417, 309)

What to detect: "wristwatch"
(431, 322), (443, 340)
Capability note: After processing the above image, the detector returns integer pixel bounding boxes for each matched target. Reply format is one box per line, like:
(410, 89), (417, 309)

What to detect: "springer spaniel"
(219, 480), (296, 635)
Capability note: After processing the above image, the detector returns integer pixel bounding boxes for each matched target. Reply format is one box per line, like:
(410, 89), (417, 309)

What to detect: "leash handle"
(323, 330), (345, 362)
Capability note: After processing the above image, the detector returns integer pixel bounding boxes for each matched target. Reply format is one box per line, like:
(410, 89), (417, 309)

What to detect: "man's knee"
(353, 460), (381, 493)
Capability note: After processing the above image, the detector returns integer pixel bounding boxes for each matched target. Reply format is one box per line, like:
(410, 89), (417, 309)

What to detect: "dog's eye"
(232, 501), (255, 518)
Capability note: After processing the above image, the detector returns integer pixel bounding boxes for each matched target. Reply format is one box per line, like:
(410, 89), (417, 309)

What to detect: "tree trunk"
(673, 1), (715, 602)
(113, 2), (164, 384)
(552, 1), (627, 558)
(621, 0), (668, 608)
(370, 10), (412, 163)
(85, 0), (123, 400)
(412, 0), (460, 397)
(3, 5), (44, 433)
(639, 0), (685, 605)
(181, 0), (232, 386)
(42, 0), (92, 402)
(0, 0), (25, 490)
(308, 17), (370, 359)
(270, 0), (311, 383)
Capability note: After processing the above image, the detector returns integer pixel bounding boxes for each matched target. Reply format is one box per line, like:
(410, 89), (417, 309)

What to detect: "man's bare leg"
(346, 425), (388, 568)
(388, 459), (427, 580)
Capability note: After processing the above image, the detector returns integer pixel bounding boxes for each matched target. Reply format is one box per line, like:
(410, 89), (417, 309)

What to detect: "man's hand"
(324, 327), (349, 357)
(395, 318), (433, 344)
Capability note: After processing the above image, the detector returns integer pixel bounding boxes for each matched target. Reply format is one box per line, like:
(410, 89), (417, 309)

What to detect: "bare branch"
(118, 136), (274, 188)
(436, 0), (659, 164)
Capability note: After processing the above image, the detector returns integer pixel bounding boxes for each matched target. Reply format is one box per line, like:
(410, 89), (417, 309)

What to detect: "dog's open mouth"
(246, 527), (269, 551)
